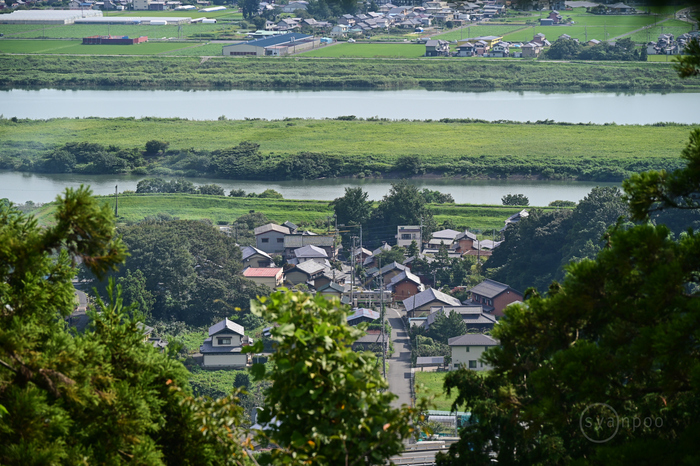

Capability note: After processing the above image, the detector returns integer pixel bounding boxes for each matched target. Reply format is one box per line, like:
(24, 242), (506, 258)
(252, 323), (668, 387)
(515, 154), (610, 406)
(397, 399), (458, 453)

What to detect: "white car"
(347, 38), (356, 43)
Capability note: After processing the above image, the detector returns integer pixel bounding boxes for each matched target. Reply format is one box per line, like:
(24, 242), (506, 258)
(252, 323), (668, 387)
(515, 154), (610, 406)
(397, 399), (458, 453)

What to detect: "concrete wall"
(203, 353), (247, 368)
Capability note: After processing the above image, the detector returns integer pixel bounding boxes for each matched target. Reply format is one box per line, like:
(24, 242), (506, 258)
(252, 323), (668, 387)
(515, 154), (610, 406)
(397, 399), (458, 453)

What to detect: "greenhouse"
(0, 9), (102, 25)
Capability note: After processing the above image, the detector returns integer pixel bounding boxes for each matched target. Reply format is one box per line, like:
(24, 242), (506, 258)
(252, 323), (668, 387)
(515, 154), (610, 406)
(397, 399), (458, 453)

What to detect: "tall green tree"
(247, 291), (428, 465)
(437, 124), (700, 466)
(370, 180), (435, 249)
(0, 187), (250, 465)
(330, 186), (373, 227)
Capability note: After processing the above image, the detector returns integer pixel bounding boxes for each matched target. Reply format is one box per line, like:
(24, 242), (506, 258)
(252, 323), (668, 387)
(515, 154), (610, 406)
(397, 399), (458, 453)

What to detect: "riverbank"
(1, 55), (697, 91)
(0, 117), (693, 183)
(32, 192), (554, 232)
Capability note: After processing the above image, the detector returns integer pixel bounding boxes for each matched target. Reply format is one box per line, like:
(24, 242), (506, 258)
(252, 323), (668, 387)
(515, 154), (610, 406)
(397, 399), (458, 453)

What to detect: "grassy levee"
(1, 117), (694, 182)
(1, 55), (698, 90)
(32, 193), (535, 232)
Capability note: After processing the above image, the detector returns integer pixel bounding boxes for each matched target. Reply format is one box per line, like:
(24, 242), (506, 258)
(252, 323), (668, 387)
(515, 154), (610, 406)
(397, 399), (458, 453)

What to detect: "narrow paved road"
(388, 307), (413, 408)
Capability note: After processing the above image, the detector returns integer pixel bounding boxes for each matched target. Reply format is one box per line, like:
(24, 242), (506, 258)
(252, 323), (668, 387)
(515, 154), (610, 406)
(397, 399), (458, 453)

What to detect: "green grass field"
(0, 39), (203, 55)
(434, 25), (529, 42)
(300, 43), (425, 58)
(163, 42), (223, 56)
(503, 25), (633, 42)
(415, 371), (457, 411)
(627, 20), (693, 43)
(2, 118), (691, 162)
(31, 193), (530, 233)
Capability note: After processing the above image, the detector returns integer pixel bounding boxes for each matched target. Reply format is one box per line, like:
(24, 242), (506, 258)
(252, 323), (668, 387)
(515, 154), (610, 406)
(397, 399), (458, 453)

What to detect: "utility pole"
(419, 216), (423, 253)
(351, 236), (358, 308)
(380, 258), (386, 380)
(114, 185), (118, 217)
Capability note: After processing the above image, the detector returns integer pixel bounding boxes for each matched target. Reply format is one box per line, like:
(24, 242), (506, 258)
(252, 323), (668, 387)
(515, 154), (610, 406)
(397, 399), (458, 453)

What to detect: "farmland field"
(504, 25), (635, 42)
(163, 42), (223, 56)
(415, 372), (458, 411)
(627, 19), (694, 42)
(299, 43), (425, 58)
(434, 25), (528, 41)
(0, 39), (203, 55)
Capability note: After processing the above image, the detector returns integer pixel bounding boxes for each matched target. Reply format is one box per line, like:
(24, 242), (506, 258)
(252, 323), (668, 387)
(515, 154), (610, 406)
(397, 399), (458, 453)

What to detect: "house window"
(465, 346), (469, 352)
(277, 238), (284, 243)
(217, 337), (232, 345)
(469, 360), (477, 369)
(401, 234), (412, 240)
(261, 238), (269, 243)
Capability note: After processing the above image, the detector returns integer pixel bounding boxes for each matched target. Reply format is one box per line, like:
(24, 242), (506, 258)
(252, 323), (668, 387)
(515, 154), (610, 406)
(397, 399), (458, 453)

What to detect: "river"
(1, 171), (619, 206)
(2, 89), (699, 124)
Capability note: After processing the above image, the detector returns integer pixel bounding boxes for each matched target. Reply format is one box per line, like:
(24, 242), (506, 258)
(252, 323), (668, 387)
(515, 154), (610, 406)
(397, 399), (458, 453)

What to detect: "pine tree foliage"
(0, 187), (250, 465)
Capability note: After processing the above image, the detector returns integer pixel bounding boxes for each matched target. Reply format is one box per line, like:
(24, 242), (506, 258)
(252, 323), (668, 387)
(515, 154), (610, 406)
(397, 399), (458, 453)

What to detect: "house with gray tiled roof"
(403, 287), (461, 317)
(426, 305), (497, 333)
(463, 279), (523, 319)
(254, 223), (290, 254)
(241, 245), (273, 268)
(448, 334), (498, 371)
(388, 269), (424, 302)
(200, 318), (251, 369)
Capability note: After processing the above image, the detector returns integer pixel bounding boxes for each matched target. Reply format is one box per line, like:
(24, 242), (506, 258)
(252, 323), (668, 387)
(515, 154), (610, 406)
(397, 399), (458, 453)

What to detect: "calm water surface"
(2, 89), (699, 124)
(1, 171), (619, 206)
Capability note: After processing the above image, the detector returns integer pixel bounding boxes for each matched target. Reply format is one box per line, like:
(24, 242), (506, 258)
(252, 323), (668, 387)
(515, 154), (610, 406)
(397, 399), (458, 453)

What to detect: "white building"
(448, 334), (498, 371)
(200, 318), (251, 369)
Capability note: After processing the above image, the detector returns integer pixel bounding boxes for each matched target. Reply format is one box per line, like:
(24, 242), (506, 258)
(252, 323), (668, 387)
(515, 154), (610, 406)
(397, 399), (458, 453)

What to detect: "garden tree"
(251, 16), (266, 30)
(231, 211), (271, 246)
(501, 193), (529, 206)
(145, 139), (169, 155)
(375, 245), (407, 267)
(0, 187), (250, 465)
(246, 291), (428, 465)
(437, 128), (700, 466)
(407, 239), (420, 258)
(425, 310), (467, 344)
(370, 180), (435, 249)
(237, 0), (259, 19)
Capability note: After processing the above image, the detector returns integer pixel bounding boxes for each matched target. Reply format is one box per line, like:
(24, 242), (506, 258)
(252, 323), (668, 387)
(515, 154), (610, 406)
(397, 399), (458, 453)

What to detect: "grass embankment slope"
(2, 118), (694, 181)
(0, 55), (697, 90)
(32, 193), (534, 233)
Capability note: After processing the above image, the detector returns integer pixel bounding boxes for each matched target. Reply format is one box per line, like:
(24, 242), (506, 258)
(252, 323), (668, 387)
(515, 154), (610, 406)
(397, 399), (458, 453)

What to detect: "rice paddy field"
(300, 43), (425, 58)
(0, 39), (205, 55)
(433, 25), (528, 42)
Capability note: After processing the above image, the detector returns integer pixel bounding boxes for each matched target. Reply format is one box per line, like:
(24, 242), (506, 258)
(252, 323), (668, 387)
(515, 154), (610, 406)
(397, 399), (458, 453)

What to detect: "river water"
(2, 89), (699, 124)
(1, 171), (619, 206)
(4, 88), (689, 204)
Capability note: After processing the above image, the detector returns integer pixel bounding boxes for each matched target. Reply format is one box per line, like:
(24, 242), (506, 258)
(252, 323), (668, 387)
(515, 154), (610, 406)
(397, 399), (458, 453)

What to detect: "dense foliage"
(0, 187), (251, 465)
(546, 38), (641, 61)
(91, 217), (269, 326)
(485, 187), (628, 292)
(437, 124), (700, 466)
(247, 291), (428, 465)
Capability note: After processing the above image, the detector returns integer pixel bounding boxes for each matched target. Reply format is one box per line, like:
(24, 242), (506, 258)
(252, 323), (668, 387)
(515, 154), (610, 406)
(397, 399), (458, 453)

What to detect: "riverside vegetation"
(1, 55), (699, 90)
(1, 117), (696, 182)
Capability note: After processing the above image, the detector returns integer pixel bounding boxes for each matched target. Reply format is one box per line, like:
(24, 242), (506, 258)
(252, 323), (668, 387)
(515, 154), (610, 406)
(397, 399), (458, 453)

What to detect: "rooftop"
(243, 267), (283, 278)
(208, 317), (244, 337)
(448, 334), (499, 347)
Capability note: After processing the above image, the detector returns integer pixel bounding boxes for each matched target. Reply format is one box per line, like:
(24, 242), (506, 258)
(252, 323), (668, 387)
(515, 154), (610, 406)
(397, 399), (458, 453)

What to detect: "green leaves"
(250, 290), (426, 465)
